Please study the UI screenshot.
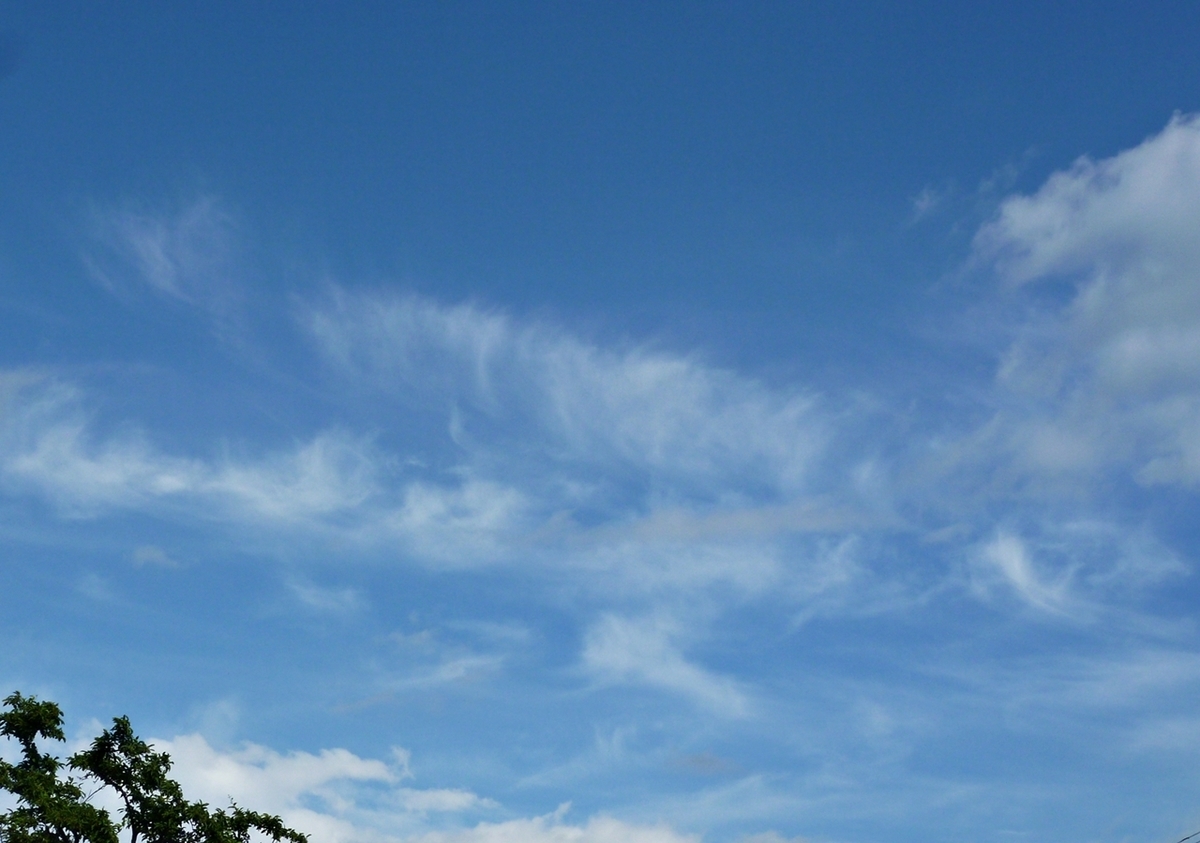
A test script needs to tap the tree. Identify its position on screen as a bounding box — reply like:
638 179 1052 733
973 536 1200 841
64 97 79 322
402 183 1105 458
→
0 692 307 843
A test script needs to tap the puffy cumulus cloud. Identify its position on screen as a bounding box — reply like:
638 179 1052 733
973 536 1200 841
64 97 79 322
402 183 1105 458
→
966 114 1200 489
159 733 396 806
582 614 749 717
975 114 1200 288
153 735 695 843
156 733 498 843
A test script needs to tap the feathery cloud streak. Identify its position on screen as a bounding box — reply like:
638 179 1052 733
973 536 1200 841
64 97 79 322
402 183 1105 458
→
305 290 830 504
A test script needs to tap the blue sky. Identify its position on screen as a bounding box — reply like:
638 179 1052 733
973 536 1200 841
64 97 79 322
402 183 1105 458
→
3 3 1200 842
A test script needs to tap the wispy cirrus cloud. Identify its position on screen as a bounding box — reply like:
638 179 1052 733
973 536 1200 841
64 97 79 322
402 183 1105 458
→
0 372 380 523
883 115 1200 628
11 115 1200 631
8 120 1200 840
305 290 833 504
972 532 1074 614
84 197 245 331
582 614 749 717
295 289 899 600
965 521 1185 618
0 275 889 602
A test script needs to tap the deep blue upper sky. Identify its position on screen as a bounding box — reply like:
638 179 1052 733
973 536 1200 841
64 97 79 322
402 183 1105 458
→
3 4 1200 843
6 3 1199 349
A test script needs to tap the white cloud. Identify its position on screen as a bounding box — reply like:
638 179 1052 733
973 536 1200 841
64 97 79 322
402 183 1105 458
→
132 544 181 568
393 654 507 690
0 283 880 602
294 291 897 597
305 291 829 500
288 579 362 614
0 378 202 511
160 733 395 808
0 373 380 523
975 114 1200 288
910 184 947 221
965 113 1200 488
151 734 397 843
965 523 1184 616
372 624 514 694
582 614 749 717
381 479 531 564
973 532 1072 613
397 789 498 814
409 812 698 843
156 733 504 843
208 433 382 520
8 134 1196 640
154 735 696 843
0 368 814 597
84 196 241 320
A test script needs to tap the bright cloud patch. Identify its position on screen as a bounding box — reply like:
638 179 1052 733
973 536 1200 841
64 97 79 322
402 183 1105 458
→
0 374 379 522
158 733 485 842
968 113 1200 488
583 614 749 717
155 734 693 843
974 532 1072 613
409 814 699 843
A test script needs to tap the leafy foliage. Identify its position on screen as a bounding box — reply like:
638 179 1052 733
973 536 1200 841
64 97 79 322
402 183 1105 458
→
0 693 307 843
